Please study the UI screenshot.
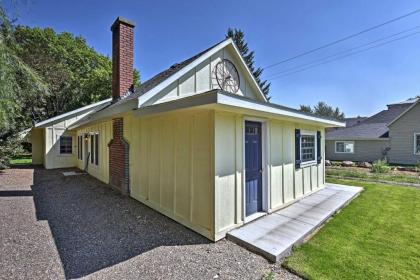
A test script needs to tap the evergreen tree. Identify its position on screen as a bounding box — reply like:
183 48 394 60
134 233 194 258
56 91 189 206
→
299 101 345 121
226 28 270 99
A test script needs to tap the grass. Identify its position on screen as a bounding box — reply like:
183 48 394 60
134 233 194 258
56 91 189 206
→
283 178 420 280
326 167 420 185
9 154 32 165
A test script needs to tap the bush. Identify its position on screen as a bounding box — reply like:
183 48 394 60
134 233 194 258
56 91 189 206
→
371 159 391 174
416 162 420 173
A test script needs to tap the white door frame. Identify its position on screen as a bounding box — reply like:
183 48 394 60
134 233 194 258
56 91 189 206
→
242 116 270 223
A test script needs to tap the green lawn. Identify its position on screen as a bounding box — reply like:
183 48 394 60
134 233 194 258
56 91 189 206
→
9 155 32 165
283 178 420 280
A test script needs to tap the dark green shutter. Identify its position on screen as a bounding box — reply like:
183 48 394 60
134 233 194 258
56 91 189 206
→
317 131 322 164
295 129 301 169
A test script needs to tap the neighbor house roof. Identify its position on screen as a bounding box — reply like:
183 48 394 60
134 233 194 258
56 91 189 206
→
387 98 420 126
345 117 367 127
326 98 417 140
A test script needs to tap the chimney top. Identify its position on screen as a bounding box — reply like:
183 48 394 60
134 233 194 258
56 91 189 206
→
111 17 135 31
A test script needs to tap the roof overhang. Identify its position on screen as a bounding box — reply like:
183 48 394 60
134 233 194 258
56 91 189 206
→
35 98 112 128
67 98 137 130
326 137 389 141
134 91 345 127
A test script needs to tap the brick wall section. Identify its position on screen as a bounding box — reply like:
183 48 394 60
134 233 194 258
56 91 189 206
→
108 118 130 195
111 18 135 100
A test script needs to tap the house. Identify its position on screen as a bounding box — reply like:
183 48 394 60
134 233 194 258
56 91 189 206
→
29 17 343 241
326 98 420 165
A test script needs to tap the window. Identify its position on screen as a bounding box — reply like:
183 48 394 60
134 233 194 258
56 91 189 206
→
335 141 354 154
95 133 99 165
59 136 72 154
301 134 316 163
90 134 94 164
77 135 83 160
89 133 100 166
415 133 420 155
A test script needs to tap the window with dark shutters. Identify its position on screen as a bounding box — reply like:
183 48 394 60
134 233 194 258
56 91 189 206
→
317 131 322 164
295 129 301 169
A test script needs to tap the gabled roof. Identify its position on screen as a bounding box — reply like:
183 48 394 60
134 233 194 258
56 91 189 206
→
326 98 416 140
388 98 420 126
34 98 112 128
136 38 268 106
326 123 389 140
69 38 344 130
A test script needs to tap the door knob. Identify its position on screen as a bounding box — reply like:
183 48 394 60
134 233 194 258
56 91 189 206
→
259 169 263 173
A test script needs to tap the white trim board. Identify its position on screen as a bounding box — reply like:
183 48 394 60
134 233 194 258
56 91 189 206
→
35 98 111 128
135 91 345 127
137 38 267 107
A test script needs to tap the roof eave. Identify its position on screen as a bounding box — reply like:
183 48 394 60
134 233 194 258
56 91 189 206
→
134 91 345 127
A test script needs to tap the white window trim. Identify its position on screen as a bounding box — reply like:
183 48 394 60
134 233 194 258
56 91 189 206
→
300 130 317 168
335 140 355 154
414 133 420 155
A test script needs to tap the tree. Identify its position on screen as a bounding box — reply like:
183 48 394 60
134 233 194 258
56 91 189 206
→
12 26 140 123
299 101 345 121
226 28 270 99
0 5 140 168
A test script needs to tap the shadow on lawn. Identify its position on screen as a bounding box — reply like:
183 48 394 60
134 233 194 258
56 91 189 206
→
30 167 210 279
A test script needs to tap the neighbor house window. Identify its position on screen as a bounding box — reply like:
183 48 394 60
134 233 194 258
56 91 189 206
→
301 133 316 163
415 133 420 155
59 136 72 154
335 141 354 153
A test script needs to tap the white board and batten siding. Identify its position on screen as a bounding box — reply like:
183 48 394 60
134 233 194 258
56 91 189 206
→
43 116 86 169
124 111 216 240
146 45 263 106
75 120 113 184
214 112 325 240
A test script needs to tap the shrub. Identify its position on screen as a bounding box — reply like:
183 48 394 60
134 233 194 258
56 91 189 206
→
371 159 391 174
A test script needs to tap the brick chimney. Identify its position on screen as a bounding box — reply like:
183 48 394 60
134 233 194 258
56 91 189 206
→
111 17 135 101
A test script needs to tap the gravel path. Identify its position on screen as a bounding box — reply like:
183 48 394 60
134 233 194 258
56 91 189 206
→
0 166 300 280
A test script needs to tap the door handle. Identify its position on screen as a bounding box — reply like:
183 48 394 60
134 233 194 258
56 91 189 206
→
259 169 263 174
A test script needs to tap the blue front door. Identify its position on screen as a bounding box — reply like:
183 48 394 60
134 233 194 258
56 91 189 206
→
245 121 263 216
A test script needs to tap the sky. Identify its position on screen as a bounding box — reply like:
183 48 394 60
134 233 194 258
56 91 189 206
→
5 0 420 117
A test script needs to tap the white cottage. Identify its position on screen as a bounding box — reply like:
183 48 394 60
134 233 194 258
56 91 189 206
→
30 17 344 241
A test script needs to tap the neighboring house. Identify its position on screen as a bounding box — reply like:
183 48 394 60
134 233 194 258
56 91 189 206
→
29 17 343 241
326 98 420 164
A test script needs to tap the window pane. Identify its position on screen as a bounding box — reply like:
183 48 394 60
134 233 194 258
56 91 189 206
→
301 135 315 162
336 142 344 153
60 136 72 154
344 143 354 153
95 134 99 165
91 135 94 163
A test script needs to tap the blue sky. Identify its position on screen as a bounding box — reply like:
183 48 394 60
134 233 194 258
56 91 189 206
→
6 0 420 117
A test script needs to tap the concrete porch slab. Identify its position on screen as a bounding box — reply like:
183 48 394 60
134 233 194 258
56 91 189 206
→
227 184 363 262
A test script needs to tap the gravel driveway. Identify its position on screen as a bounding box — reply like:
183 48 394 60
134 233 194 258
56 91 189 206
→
0 166 300 280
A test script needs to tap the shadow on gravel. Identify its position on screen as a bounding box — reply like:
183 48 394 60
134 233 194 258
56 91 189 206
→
31 167 210 279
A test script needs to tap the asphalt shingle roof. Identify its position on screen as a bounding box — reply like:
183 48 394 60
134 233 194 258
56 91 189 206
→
326 101 414 140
